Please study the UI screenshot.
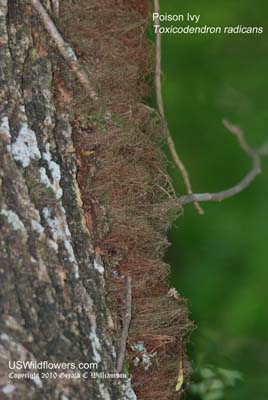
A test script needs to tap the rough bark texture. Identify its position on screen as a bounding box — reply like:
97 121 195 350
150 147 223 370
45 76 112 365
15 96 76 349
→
0 1 126 399
0 1 193 399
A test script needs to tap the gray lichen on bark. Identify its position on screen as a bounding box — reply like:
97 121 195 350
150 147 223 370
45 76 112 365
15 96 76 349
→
0 1 123 398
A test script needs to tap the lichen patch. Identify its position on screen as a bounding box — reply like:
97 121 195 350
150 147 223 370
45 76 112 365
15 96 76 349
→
42 206 80 278
98 382 111 400
89 327 102 363
8 120 41 168
94 258 105 274
1 384 16 394
31 219 45 236
123 378 137 400
0 115 11 143
1 208 27 235
41 142 63 199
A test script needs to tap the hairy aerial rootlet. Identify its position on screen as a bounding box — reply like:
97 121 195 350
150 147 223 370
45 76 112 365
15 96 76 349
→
57 1 193 398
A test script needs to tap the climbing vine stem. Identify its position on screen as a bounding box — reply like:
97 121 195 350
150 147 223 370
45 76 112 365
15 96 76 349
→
30 0 98 100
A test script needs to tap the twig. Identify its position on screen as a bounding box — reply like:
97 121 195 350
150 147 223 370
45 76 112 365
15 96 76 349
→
177 120 268 208
30 0 98 100
153 0 204 215
153 1 268 213
116 276 132 373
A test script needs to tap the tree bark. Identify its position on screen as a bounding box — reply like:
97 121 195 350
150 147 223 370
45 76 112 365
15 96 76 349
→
0 1 193 399
0 1 126 398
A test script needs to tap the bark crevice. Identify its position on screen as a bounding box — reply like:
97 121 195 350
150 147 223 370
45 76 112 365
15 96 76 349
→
0 1 120 399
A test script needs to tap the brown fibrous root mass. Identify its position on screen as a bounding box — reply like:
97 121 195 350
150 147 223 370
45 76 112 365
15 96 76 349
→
57 0 193 398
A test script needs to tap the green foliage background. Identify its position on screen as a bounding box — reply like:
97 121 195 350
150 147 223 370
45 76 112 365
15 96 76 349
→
153 1 268 399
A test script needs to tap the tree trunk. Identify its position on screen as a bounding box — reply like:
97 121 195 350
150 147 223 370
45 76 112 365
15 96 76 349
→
0 1 192 399
0 1 124 398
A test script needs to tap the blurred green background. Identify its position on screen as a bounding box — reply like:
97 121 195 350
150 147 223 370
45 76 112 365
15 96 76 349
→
153 1 268 399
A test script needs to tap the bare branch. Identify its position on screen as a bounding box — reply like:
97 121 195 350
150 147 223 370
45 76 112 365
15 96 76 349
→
178 120 268 208
152 1 267 212
222 119 253 156
116 276 132 373
153 0 204 215
30 0 98 100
